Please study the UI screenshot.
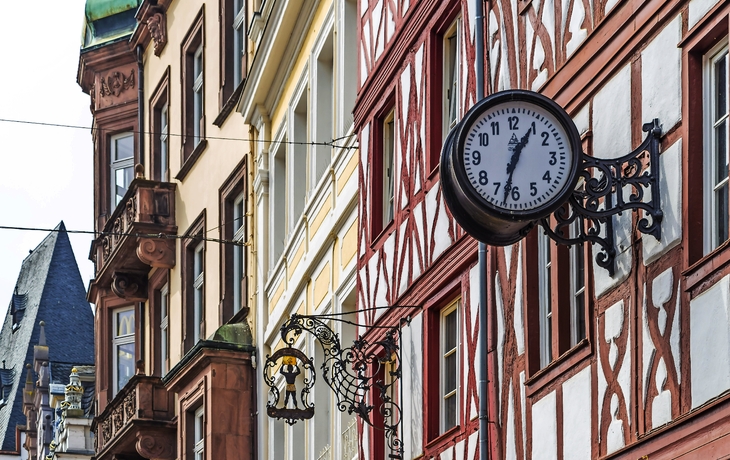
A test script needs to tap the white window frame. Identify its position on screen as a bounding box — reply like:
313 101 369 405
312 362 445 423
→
569 221 586 347
289 78 309 230
194 405 205 460
538 230 552 368
193 241 204 343
704 39 730 255
160 105 169 182
271 134 288 268
440 300 459 433
312 25 334 194
160 283 169 376
233 0 246 88
336 0 358 136
443 18 461 136
382 109 396 228
110 131 135 209
233 192 246 315
112 306 135 395
193 44 204 144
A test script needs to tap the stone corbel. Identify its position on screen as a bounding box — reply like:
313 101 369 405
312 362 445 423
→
111 272 148 301
136 432 175 460
146 8 167 56
136 237 175 268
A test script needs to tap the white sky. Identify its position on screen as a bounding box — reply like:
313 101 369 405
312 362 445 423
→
0 1 95 305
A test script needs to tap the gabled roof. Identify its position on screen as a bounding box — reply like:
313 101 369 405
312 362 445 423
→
0 223 94 451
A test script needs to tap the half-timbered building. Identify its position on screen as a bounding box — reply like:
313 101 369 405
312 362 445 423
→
355 0 730 458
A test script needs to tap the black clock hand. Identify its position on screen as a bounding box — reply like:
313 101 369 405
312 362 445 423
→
503 128 533 203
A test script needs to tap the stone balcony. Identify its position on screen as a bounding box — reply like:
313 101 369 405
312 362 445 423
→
88 178 177 302
93 375 175 460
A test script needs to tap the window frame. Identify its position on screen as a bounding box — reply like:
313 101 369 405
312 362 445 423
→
371 102 397 241
149 268 170 378
112 305 136 396
220 158 248 323
178 8 207 181
193 405 204 460
182 211 206 353
110 131 135 210
150 67 171 182
215 0 247 125
440 299 459 433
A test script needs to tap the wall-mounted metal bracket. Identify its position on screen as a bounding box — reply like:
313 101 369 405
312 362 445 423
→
540 119 663 276
263 314 404 459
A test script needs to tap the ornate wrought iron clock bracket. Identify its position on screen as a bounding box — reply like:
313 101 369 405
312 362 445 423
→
264 313 405 459
539 119 663 275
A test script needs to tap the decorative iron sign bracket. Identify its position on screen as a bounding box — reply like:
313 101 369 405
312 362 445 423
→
264 314 404 459
539 119 663 276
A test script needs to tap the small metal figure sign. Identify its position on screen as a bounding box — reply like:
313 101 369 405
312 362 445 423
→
264 347 315 424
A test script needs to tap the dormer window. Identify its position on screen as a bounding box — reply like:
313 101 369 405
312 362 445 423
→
10 289 27 331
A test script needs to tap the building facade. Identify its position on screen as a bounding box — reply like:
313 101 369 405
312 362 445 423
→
237 0 360 459
355 0 730 459
77 0 257 459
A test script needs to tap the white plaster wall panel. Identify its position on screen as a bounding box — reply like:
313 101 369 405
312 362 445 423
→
504 245 513 274
441 447 454 460
495 273 506 418
642 287 657 405
498 11 511 91
618 302 632 425
401 314 424 459
468 431 478 460
643 140 682 264
592 65 633 296
514 247 525 355
520 371 527 457
652 357 672 428
361 21 370 84
653 268 673 334
671 284 681 380
398 219 410 297
562 366 592 460
433 194 454 260
385 1 395 43
412 202 425 281
605 0 620 15
414 45 425 194
531 391 558 460
378 232 395 312
531 34 549 91
573 104 590 136
470 264 480 419
597 357 607 441
642 15 682 133
690 274 730 408
689 0 720 28
360 124 370 258
373 0 384 60
605 300 624 371
400 64 411 211
565 0 588 57
505 383 517 460
456 439 466 460
489 11 501 89
606 394 625 453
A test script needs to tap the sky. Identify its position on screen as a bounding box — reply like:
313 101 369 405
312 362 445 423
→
0 1 95 306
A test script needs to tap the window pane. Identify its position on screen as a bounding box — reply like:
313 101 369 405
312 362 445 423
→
444 394 456 431
716 54 727 122
444 353 456 393
115 134 134 160
444 309 457 351
116 309 135 336
117 342 135 390
717 183 729 244
715 121 728 185
115 165 134 204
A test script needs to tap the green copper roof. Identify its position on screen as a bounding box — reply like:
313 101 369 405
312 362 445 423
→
85 0 139 22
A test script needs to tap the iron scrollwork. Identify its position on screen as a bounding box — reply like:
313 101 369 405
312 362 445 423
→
264 314 404 459
540 119 663 275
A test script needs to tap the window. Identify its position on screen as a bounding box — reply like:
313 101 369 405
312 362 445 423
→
290 87 308 230
111 132 134 208
704 40 730 255
272 140 287 264
179 9 206 179
313 30 334 192
220 160 247 322
440 300 458 432
113 306 135 395
443 19 460 136
382 110 396 230
160 283 169 376
232 0 246 88
193 406 204 460
183 213 206 352
150 70 170 182
217 0 247 123
527 225 588 374
337 0 357 134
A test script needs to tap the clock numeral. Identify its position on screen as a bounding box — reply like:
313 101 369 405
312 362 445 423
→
549 151 557 165
541 131 550 146
493 182 501 195
478 133 489 146
508 116 520 130
531 121 537 135
479 170 488 185
491 121 500 136
543 170 552 182
472 150 482 165
530 182 537 196
511 186 520 201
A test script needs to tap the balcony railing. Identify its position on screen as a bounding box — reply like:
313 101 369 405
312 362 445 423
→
89 178 177 301
93 375 175 460
342 418 357 460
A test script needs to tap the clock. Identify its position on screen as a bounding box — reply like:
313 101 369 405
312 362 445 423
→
441 90 582 246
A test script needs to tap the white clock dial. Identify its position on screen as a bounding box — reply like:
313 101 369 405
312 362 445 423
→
461 100 573 212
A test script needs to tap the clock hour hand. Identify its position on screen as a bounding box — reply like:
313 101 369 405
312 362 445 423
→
503 127 533 203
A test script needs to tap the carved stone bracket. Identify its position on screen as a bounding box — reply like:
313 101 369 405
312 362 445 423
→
136 432 175 460
146 9 167 56
100 69 135 97
111 272 148 301
136 238 175 268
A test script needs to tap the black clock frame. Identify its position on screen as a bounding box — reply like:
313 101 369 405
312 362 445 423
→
442 90 583 246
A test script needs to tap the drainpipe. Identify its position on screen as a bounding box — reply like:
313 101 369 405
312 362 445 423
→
137 45 145 169
475 1 490 460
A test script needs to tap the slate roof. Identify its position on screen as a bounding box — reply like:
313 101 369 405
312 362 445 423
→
0 222 94 451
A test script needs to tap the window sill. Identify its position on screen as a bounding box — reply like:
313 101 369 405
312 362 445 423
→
682 239 730 294
370 214 402 251
524 338 592 397
175 139 208 181
213 80 245 127
424 424 461 450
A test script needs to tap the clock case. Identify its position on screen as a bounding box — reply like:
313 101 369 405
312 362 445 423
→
441 90 582 246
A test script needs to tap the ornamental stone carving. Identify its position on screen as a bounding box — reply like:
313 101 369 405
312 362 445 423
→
147 11 167 56
111 272 148 301
136 433 175 460
136 238 175 268
100 69 135 97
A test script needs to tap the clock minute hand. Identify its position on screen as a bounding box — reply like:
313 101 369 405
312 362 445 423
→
503 128 533 203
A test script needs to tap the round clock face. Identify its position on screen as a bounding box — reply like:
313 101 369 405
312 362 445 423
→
461 100 574 213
